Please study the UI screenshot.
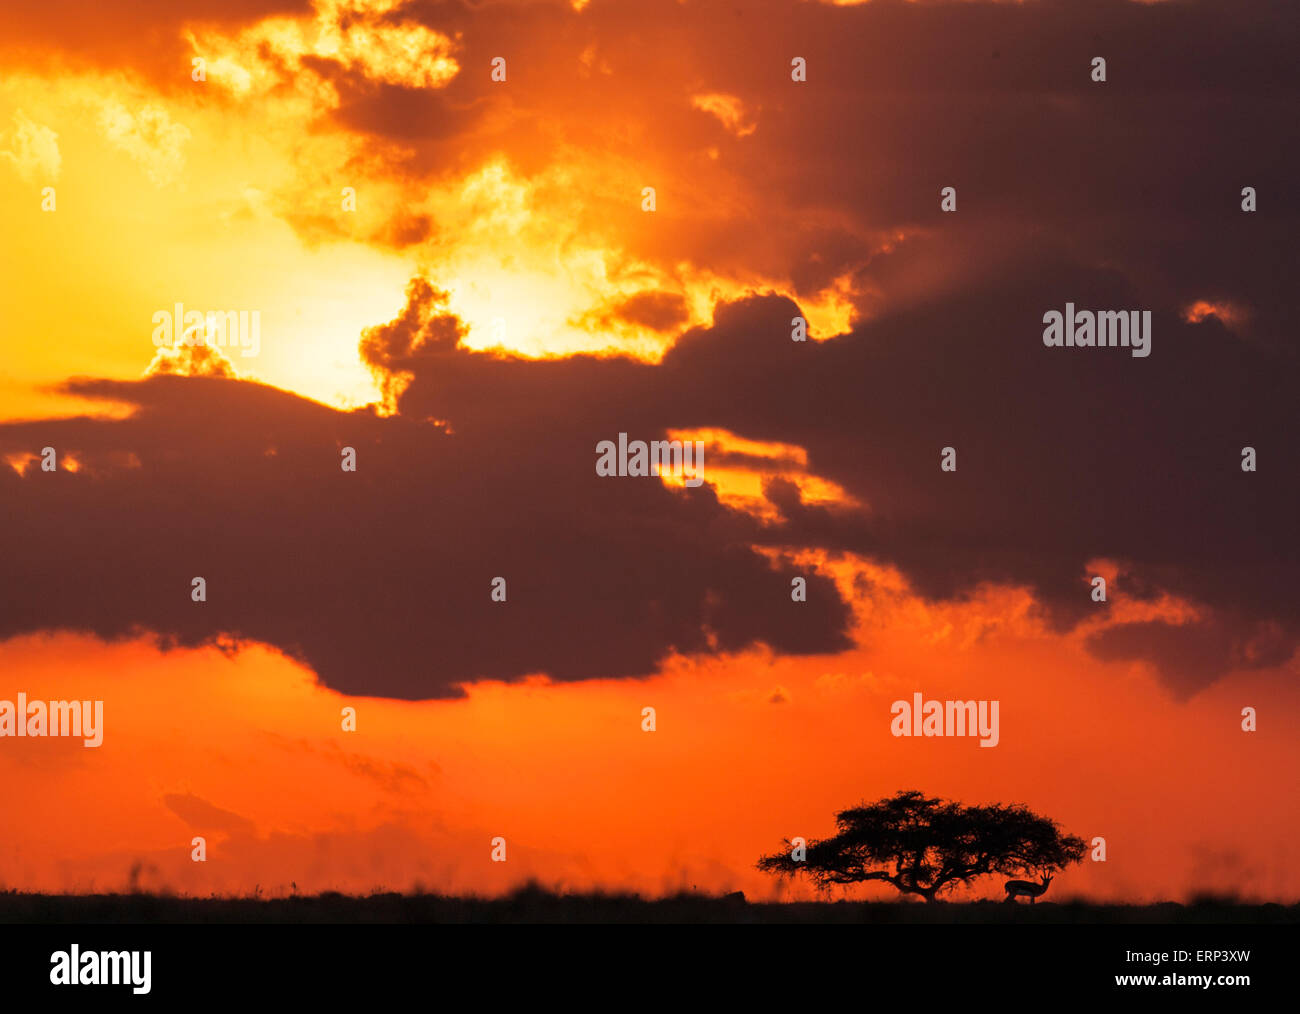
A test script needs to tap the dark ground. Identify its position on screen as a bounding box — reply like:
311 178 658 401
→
2 887 1295 923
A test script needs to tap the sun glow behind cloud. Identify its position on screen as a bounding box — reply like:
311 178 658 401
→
0 49 862 420
401 158 859 362
661 427 860 520
191 0 459 100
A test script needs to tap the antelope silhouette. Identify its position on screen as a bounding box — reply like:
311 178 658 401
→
1004 873 1053 903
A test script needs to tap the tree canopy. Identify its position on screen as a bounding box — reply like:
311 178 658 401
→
757 789 1087 901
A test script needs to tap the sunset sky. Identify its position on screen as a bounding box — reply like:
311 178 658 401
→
1 0 1297 902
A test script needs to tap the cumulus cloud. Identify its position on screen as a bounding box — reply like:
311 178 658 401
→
190 0 459 99
145 339 241 379
691 93 757 138
3 243 1296 701
0 360 852 699
98 100 191 186
0 110 61 182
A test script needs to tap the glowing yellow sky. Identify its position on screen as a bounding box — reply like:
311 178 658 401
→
0 70 414 417
0 0 863 422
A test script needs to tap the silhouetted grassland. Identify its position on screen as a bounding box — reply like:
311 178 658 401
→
1 886 1295 924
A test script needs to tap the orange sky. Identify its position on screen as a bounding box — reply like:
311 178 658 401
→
1 0 1297 901
2 563 1295 901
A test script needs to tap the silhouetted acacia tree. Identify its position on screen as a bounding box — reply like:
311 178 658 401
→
758 790 1087 901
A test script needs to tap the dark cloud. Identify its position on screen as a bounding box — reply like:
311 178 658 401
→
359 254 1298 697
0 364 852 700
325 0 1300 333
1087 618 1293 697
609 292 690 333
163 792 256 837
3 234 1295 699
